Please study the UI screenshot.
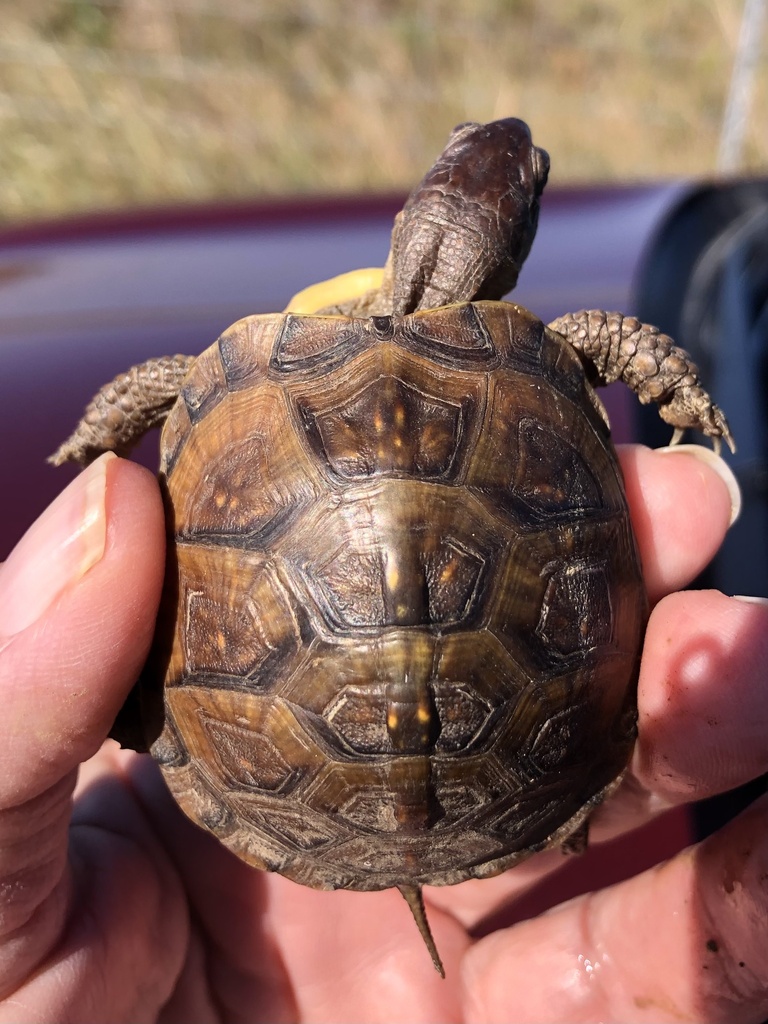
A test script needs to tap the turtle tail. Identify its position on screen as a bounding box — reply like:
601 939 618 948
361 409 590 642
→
398 885 445 978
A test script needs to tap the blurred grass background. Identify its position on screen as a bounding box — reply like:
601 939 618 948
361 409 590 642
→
1 0 766 222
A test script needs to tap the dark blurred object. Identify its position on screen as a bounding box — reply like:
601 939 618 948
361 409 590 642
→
635 180 768 840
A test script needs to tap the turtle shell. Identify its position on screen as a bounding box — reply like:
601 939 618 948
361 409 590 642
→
146 299 646 891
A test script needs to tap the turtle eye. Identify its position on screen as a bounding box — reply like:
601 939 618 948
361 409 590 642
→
533 146 550 193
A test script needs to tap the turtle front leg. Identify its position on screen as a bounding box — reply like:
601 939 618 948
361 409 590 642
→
50 354 195 467
549 310 735 454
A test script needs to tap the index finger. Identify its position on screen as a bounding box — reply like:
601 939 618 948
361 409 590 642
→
618 444 739 603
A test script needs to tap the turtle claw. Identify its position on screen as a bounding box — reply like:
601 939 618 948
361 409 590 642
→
666 408 735 456
698 403 736 456
713 406 737 455
667 423 735 458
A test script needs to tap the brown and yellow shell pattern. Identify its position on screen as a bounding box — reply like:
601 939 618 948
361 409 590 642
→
147 298 645 891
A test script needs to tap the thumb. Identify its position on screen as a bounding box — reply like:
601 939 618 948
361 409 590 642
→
0 454 165 799
0 454 164 993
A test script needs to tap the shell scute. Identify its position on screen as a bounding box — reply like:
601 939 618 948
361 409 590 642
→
288 342 485 484
277 480 502 634
398 302 498 365
181 342 228 425
487 515 641 677
298 371 467 481
466 370 625 526
270 313 373 375
168 384 323 544
172 545 307 686
164 687 329 798
469 301 546 370
217 314 280 392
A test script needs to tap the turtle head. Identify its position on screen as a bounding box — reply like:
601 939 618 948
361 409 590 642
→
393 118 550 313
445 117 550 207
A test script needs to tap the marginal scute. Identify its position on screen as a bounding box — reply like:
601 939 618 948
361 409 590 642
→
181 343 228 424
158 759 236 834
476 302 545 370
159 398 193 476
255 805 340 852
400 302 497 364
218 314 280 391
271 313 372 374
541 325 605 409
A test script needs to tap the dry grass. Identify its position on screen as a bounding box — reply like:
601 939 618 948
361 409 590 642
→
1 0 766 221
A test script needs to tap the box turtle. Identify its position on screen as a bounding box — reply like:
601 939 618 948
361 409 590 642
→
53 118 733 976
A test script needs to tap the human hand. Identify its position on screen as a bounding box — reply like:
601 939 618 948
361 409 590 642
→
1 447 766 1023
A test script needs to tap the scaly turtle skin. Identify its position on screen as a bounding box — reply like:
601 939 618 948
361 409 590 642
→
52 118 733 976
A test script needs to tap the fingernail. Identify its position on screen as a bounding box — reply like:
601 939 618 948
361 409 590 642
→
656 444 742 526
0 453 114 638
732 595 768 606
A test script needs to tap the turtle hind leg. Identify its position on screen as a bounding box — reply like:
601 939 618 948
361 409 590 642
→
548 310 735 454
50 354 195 467
398 885 445 978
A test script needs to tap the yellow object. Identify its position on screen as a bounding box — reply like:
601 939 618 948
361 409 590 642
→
284 267 384 314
